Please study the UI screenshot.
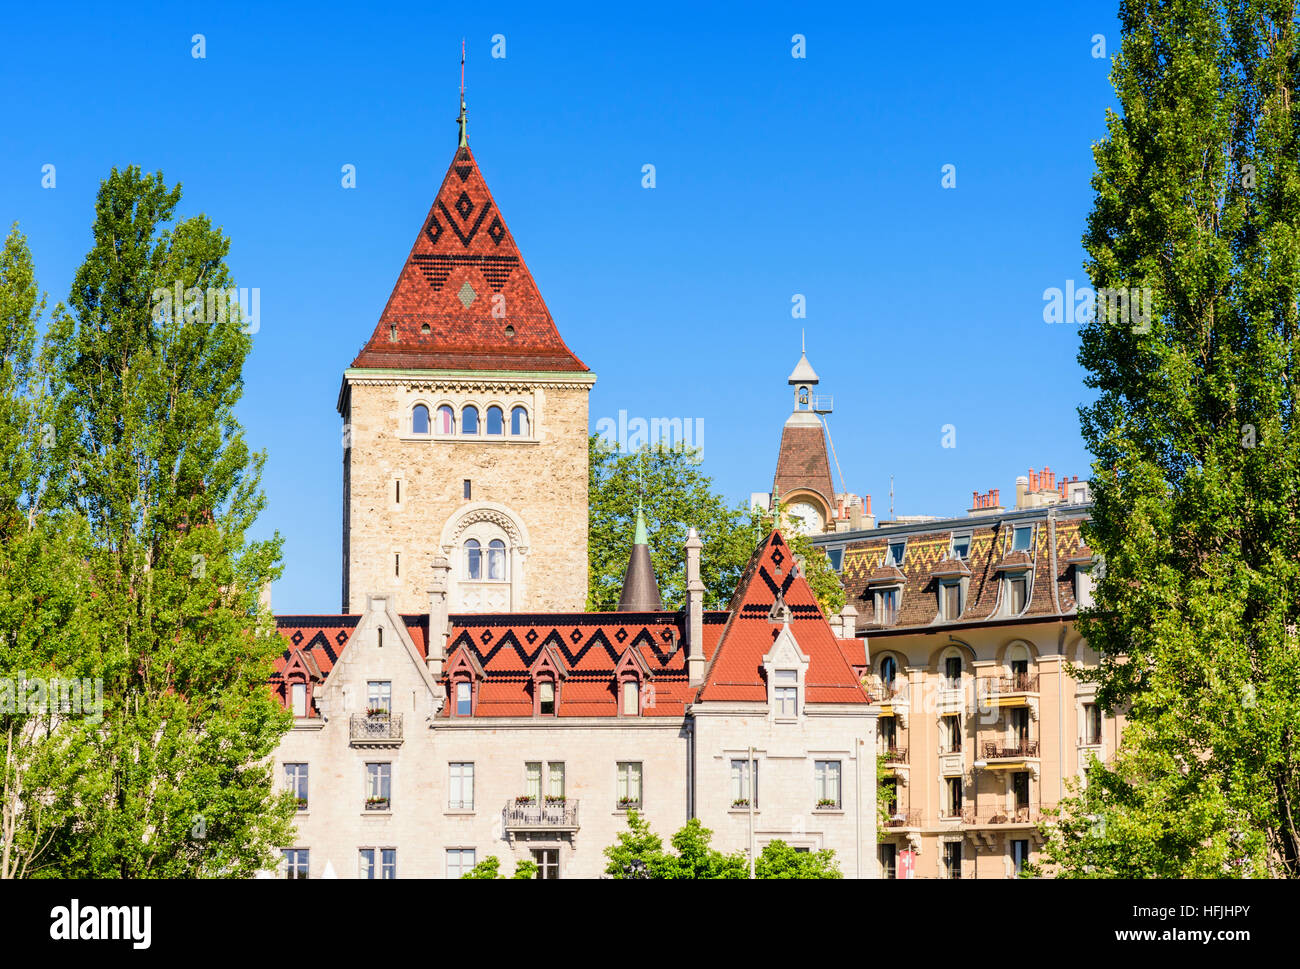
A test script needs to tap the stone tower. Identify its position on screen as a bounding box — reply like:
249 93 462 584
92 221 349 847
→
339 100 594 614
770 345 836 535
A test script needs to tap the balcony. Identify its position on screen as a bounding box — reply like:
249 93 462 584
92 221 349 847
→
350 713 404 748
882 745 909 764
502 798 580 844
977 673 1040 708
883 810 920 829
980 740 1040 765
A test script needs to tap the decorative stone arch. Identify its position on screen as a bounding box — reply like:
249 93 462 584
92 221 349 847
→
1064 633 1097 666
926 638 976 674
441 502 531 612
995 637 1041 668
780 486 833 528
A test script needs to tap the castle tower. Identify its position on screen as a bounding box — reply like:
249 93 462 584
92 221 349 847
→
339 96 594 614
770 343 836 535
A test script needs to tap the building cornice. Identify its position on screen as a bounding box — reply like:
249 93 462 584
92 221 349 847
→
338 369 596 414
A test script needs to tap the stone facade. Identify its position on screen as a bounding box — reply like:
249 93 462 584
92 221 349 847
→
340 373 592 614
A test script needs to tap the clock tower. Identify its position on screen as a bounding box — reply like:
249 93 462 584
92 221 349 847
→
768 343 837 535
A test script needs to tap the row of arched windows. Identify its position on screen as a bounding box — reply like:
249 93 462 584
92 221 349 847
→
412 404 529 437
465 538 507 581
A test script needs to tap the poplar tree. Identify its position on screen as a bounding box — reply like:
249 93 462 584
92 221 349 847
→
40 169 294 876
1047 1 1300 877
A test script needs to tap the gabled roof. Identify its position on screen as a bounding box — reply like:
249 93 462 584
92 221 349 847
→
351 144 588 373
698 531 868 705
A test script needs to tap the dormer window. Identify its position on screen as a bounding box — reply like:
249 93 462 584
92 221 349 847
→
939 581 963 620
950 534 971 559
1012 526 1032 552
445 646 486 717
1008 574 1029 613
290 682 307 718
876 587 899 624
622 680 639 716
538 681 556 715
455 681 472 717
888 541 906 566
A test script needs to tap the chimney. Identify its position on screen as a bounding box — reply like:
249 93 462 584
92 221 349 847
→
684 528 706 685
1015 475 1029 509
839 603 858 639
426 554 451 678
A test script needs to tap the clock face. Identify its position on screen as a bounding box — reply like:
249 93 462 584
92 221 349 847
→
787 501 824 536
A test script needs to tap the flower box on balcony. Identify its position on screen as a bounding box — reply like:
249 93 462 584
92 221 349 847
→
515 795 536 805
365 708 389 718
545 795 567 805
731 798 750 808
617 797 640 810
815 799 839 810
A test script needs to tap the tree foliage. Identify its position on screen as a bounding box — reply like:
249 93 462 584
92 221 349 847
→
1051 1 1300 878
461 855 539 879
588 439 846 616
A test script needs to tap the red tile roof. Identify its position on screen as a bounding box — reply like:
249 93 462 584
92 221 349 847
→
351 145 588 373
698 531 869 705
772 422 834 506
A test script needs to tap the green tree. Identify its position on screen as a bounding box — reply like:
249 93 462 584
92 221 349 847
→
603 809 665 877
0 225 99 878
588 438 846 616
461 855 540 879
754 839 842 879
512 858 539 879
1050 2 1300 877
588 438 757 610
36 168 294 876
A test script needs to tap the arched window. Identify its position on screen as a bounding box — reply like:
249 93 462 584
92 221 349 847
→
511 406 529 436
943 651 963 690
487 539 506 580
462 405 480 435
436 405 454 434
486 405 504 435
465 539 482 580
880 655 897 690
412 404 430 435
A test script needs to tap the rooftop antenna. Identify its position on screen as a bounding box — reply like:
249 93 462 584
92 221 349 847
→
457 39 468 147
889 475 895 521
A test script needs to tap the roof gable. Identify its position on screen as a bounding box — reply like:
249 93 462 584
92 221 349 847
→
351 145 587 373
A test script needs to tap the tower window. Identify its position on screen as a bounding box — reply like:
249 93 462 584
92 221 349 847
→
394 553 400 577
465 539 482 580
462 405 480 434
463 479 471 500
486 405 504 435
412 404 430 435
436 405 454 434
487 539 506 580
511 405 529 436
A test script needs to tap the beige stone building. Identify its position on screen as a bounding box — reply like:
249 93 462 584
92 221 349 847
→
269 108 878 879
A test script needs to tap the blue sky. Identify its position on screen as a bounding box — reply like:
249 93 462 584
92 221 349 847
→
1 1 1120 614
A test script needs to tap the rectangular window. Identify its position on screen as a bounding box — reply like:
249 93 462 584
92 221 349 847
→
395 479 401 504
622 680 639 716
944 841 962 879
547 762 565 799
827 547 844 571
1009 576 1028 613
367 681 392 715
394 552 400 577
1083 703 1102 745
525 762 542 801
463 479 472 500
617 762 643 808
888 541 906 565
381 848 396 879
286 763 308 810
366 762 391 808
359 848 374 879
940 715 961 753
879 717 897 751
1011 839 1030 876
942 582 961 619
290 683 307 718
449 762 474 810
532 848 559 880
455 680 472 717
446 848 476 879
814 760 841 808
1013 771 1030 811
944 777 963 817
880 843 898 879
1010 707 1030 747
877 588 898 625
944 656 962 690
951 535 971 560
774 669 798 716
730 757 758 807
1012 525 1032 551
283 848 309 879
538 681 555 715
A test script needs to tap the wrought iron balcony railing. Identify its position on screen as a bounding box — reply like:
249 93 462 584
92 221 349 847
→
978 673 1040 696
350 713 404 746
981 740 1040 760
883 810 920 829
882 746 909 763
502 798 580 831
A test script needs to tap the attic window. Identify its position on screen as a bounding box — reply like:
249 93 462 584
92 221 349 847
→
1008 574 1029 613
875 588 899 625
538 681 556 716
826 547 844 571
951 535 971 560
389 324 397 342
505 325 516 337
1012 526 1032 552
421 322 431 334
888 541 906 566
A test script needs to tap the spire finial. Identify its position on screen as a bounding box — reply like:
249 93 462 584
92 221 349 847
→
802 328 805 354
457 39 468 148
